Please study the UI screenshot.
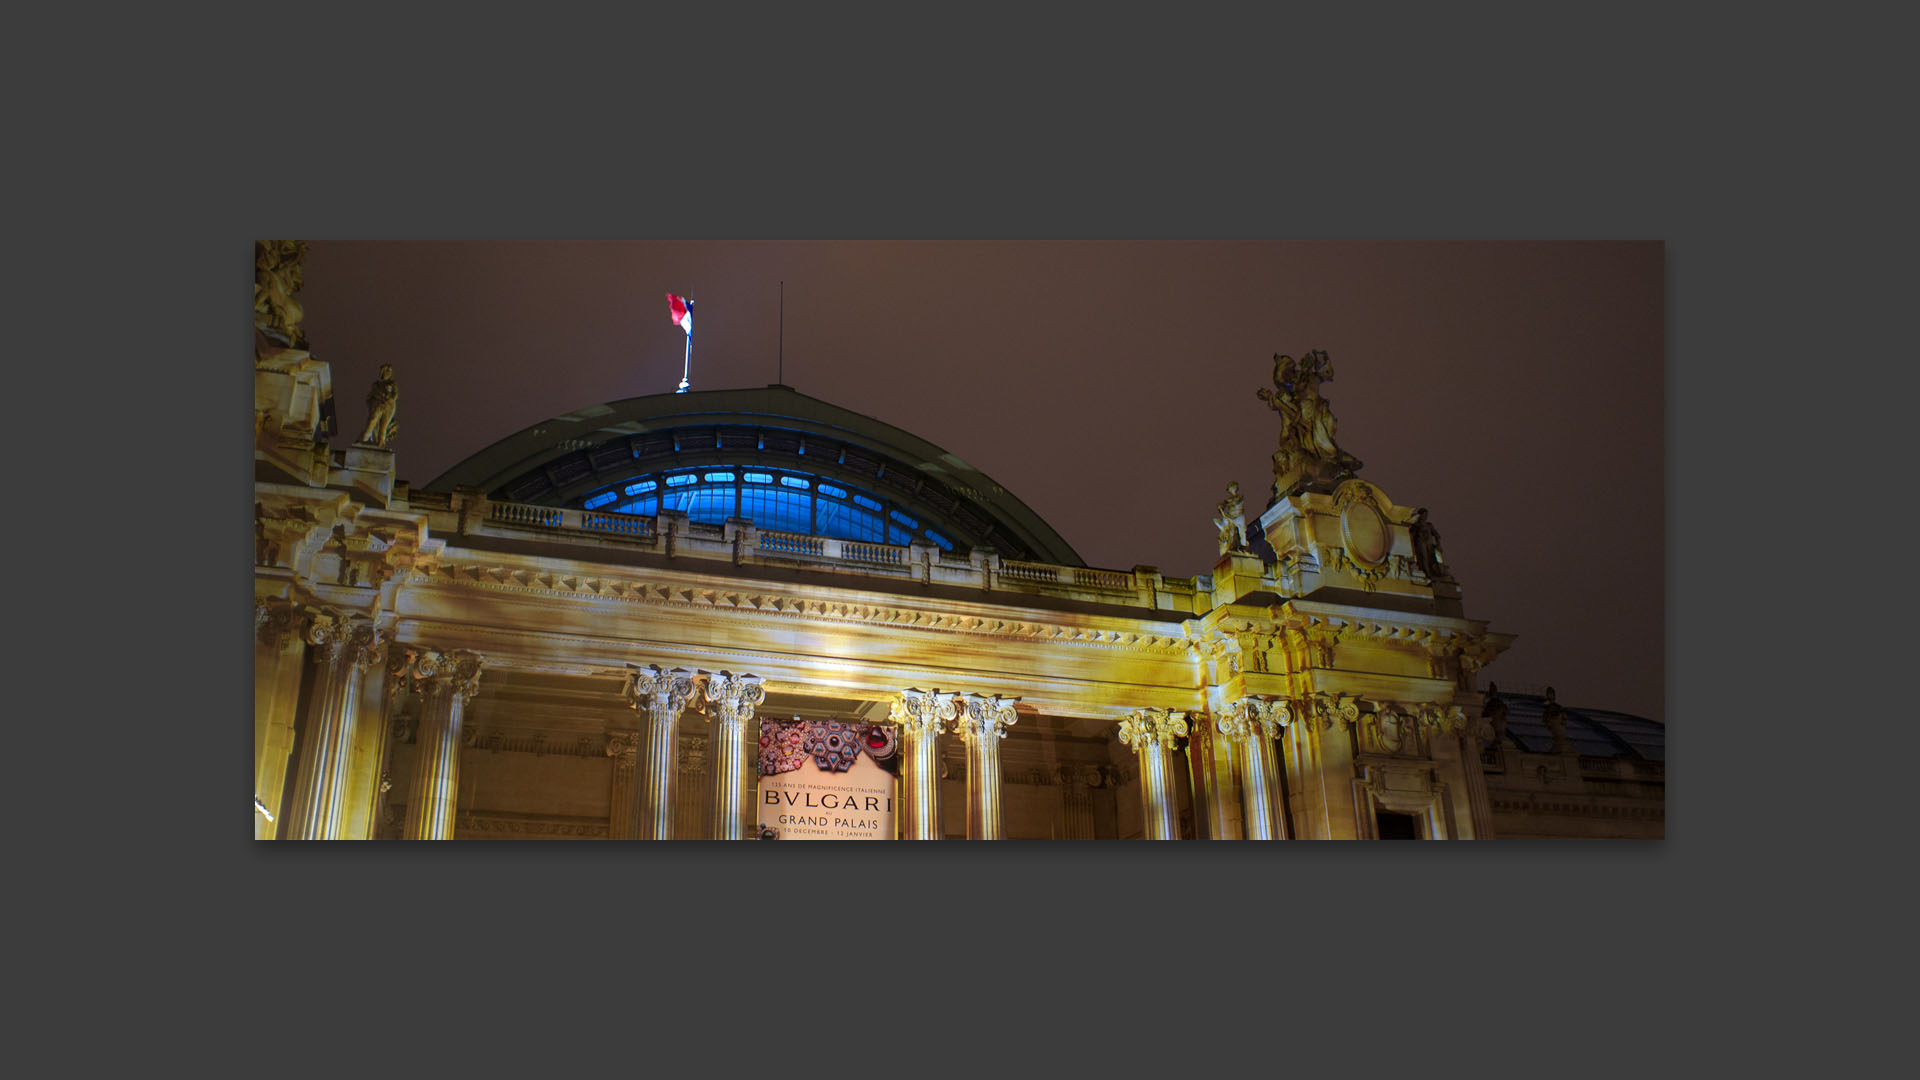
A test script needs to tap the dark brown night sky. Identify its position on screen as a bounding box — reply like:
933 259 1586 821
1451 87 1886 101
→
296 241 1664 723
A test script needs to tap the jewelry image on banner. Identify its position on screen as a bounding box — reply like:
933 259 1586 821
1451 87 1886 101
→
756 719 899 840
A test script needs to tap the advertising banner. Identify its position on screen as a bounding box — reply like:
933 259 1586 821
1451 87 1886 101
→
756 719 898 840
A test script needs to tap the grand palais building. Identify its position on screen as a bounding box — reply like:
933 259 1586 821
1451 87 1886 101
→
252 242 1665 841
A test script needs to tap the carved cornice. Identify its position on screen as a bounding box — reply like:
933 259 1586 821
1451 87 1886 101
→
889 688 959 737
953 693 1018 742
404 562 1190 654
1117 708 1188 751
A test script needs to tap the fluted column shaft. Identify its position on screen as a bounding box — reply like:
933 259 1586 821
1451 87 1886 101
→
626 665 700 840
704 671 766 840
891 689 957 840
1119 709 1189 840
402 650 483 840
286 613 382 840
955 694 1017 840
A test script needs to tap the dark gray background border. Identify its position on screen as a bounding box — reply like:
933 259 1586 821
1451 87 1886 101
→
35 8 1843 1075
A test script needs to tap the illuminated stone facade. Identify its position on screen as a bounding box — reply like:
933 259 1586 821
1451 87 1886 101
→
252 251 1662 841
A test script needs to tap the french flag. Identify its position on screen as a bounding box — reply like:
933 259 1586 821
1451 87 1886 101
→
667 293 694 335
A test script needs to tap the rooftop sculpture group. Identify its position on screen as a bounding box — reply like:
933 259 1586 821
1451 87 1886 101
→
1258 350 1364 496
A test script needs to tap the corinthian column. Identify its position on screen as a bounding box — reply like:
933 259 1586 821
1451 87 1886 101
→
954 693 1018 840
890 689 958 840
624 664 702 840
402 649 484 840
1218 698 1291 840
1118 708 1189 840
703 671 766 840
285 612 383 840
605 732 639 840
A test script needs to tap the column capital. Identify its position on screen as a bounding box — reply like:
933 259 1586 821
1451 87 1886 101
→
254 597 309 652
1310 692 1361 731
624 663 701 717
605 730 639 768
701 670 766 723
889 688 960 737
1219 696 1294 739
305 610 385 670
1118 708 1188 751
412 648 485 703
953 693 1018 742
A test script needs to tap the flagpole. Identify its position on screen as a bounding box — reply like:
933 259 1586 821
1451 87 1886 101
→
678 298 692 393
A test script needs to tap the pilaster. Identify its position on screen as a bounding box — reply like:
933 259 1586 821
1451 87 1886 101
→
605 731 639 840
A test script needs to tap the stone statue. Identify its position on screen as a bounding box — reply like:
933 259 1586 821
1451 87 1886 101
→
1409 507 1452 581
1257 350 1364 496
1481 682 1509 749
254 240 309 349
1541 686 1570 753
1213 481 1249 554
358 364 398 447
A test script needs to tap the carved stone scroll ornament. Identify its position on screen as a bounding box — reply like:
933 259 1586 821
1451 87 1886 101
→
889 688 960 737
605 731 640 768
1310 693 1361 733
623 664 702 719
1215 697 1287 741
954 693 1018 742
305 611 385 671
701 670 767 725
1117 708 1189 751
412 649 485 704
254 598 308 652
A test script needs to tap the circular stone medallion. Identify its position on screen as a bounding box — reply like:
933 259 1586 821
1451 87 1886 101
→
1341 501 1390 566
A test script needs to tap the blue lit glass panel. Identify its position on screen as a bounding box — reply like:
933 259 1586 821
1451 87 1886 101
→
889 509 918 529
625 480 657 495
816 499 884 542
739 486 812 534
615 495 659 516
888 525 913 545
779 476 809 490
924 529 953 551
852 493 882 512
584 491 616 510
705 471 736 483
743 472 774 484
671 484 735 524
817 482 847 499
666 474 696 487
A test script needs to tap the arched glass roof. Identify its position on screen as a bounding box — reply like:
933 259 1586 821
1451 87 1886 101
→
1493 693 1664 760
426 385 1083 565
